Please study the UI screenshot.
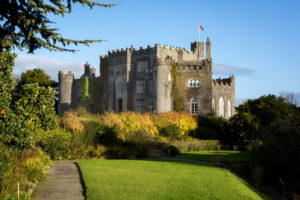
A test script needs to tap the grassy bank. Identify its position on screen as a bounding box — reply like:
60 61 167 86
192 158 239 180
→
78 159 269 200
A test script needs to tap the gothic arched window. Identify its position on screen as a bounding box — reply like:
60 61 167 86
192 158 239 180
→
219 97 224 117
228 100 231 117
212 99 216 113
190 98 198 115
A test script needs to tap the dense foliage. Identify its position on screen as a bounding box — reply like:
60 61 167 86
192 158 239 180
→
0 51 32 149
20 68 52 87
14 83 57 130
170 63 185 111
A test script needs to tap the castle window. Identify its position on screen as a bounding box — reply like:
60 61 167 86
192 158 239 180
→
136 80 145 94
212 99 216 112
219 97 225 117
190 98 198 115
188 80 200 87
228 100 232 117
137 100 145 113
137 60 148 72
168 98 172 111
194 65 197 70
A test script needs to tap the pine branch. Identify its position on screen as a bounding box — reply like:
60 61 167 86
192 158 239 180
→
0 0 116 53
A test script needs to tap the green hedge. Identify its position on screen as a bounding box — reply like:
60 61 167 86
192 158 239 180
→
171 140 221 152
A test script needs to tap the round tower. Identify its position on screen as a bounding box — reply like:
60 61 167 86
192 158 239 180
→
58 71 74 114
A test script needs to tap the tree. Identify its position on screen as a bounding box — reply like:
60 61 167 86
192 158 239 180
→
229 95 292 145
0 0 116 53
21 68 51 87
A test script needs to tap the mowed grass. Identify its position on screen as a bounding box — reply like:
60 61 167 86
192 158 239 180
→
173 150 250 162
78 160 269 200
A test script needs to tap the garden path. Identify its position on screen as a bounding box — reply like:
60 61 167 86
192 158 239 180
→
31 160 85 200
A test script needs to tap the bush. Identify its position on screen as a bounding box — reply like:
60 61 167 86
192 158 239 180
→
171 140 221 152
102 112 158 141
167 145 180 156
14 83 57 130
58 110 84 133
34 128 72 160
152 112 197 137
0 143 51 199
160 124 181 141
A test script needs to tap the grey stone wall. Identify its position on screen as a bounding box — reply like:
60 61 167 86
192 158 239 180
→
59 38 236 118
212 76 235 118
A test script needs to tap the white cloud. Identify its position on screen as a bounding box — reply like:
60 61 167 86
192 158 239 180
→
14 54 86 81
213 63 254 76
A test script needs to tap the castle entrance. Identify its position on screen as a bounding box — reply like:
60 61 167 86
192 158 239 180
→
118 98 123 113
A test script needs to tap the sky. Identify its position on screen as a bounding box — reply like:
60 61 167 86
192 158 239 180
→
13 0 300 105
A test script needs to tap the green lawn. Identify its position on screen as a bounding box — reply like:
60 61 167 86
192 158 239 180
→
173 150 250 162
78 159 269 200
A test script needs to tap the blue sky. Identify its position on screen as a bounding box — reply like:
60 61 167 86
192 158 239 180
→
13 0 300 104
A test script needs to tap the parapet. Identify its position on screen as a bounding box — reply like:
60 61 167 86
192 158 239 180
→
58 71 74 80
212 75 235 88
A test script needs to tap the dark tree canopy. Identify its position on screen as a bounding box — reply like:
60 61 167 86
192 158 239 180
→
21 68 51 87
0 0 116 53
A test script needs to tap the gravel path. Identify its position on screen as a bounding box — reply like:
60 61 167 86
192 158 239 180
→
31 160 85 200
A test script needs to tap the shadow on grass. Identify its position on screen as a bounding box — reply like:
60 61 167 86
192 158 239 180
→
75 162 87 200
173 150 251 162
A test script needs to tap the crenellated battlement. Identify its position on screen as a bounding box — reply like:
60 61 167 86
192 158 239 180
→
58 71 74 80
212 76 235 88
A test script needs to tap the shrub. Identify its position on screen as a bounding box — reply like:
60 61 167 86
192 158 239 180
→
102 112 158 141
14 83 57 130
171 140 221 152
152 112 197 137
167 145 180 156
0 143 51 199
34 128 72 160
58 110 84 133
0 107 32 150
160 124 181 141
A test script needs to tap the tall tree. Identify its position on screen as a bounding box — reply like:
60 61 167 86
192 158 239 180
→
0 0 116 53
21 68 51 87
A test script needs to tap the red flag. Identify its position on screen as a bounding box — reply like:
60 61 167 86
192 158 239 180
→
199 25 204 31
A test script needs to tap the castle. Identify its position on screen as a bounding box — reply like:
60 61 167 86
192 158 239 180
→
58 38 235 118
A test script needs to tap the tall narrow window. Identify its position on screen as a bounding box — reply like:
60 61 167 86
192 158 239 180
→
212 99 216 113
136 80 145 94
228 100 231 117
190 98 198 115
137 61 148 72
168 98 172 111
219 97 224 117
137 100 145 113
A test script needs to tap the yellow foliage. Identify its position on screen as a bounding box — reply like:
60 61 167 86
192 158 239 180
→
102 112 158 140
152 112 197 135
58 110 84 132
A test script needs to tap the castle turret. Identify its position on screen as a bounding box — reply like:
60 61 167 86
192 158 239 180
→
58 71 74 114
82 62 96 78
191 41 204 61
206 37 211 59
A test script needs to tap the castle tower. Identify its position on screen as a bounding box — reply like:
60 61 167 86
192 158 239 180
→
206 37 211 59
191 42 204 61
58 71 74 114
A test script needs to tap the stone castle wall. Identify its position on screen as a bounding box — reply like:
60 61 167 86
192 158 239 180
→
59 38 235 117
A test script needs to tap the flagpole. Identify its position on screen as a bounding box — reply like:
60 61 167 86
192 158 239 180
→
198 26 200 42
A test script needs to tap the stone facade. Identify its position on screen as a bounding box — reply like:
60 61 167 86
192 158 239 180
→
58 38 235 118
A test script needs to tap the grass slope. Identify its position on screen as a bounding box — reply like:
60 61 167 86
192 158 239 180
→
78 159 269 200
173 150 250 162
